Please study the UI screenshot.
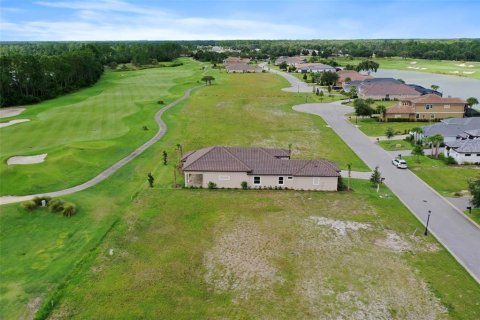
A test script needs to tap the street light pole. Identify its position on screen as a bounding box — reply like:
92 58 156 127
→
424 210 431 236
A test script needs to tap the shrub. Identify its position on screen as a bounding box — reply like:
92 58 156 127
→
62 203 77 217
157 100 164 104
443 156 457 165
207 181 217 189
241 181 248 190
22 200 38 211
48 199 65 213
32 196 51 206
337 177 346 191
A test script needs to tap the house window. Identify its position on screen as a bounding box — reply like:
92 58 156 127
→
425 104 433 110
254 176 261 185
218 175 230 181
465 154 471 157
313 177 320 185
477 154 480 156
278 177 284 185
415 114 420 119
287 176 293 180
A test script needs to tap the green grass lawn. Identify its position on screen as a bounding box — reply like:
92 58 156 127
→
404 155 480 196
466 208 480 225
47 181 480 319
333 57 480 80
379 139 413 151
350 117 419 136
0 58 206 196
1 62 479 319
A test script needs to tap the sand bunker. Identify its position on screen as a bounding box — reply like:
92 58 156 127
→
0 107 25 118
410 61 417 64
7 154 47 165
0 119 30 128
456 63 466 67
309 216 370 236
463 71 475 74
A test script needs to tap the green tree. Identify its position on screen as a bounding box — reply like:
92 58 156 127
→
303 73 308 81
279 61 288 70
468 176 480 207
428 134 443 158
431 84 440 91
162 151 168 165
467 97 478 107
201 75 215 85
370 166 382 191
356 60 379 73
412 144 424 163
385 127 395 139
320 71 339 86
376 105 386 121
348 86 357 99
354 99 374 117
410 127 423 142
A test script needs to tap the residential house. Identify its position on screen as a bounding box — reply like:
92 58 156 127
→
444 140 480 164
296 63 336 73
385 94 466 122
182 146 340 191
274 56 306 67
358 81 421 100
225 63 260 73
335 70 373 88
422 118 480 143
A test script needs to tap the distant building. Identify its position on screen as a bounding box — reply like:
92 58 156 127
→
296 63 336 73
358 81 421 100
182 146 340 191
422 118 480 142
385 94 466 122
274 56 305 67
223 57 259 73
336 70 373 87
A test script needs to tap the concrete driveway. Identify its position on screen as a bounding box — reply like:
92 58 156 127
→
294 101 480 283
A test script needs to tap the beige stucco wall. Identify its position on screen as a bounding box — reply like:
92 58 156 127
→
185 171 338 191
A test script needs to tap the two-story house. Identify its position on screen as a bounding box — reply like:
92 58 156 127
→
384 94 466 122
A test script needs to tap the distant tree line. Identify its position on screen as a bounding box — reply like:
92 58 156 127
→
0 42 185 107
185 39 480 61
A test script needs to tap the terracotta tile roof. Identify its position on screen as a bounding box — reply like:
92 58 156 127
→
182 146 340 177
385 104 415 114
408 94 466 104
225 62 257 71
337 70 373 82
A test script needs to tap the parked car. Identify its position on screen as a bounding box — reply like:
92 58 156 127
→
392 159 408 169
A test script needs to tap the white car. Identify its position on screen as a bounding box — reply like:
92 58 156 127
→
392 159 408 169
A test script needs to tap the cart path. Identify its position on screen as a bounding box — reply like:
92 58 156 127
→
0 86 198 205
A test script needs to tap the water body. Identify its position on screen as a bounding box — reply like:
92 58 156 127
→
371 69 480 100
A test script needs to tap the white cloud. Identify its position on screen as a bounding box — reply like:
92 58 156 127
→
0 0 315 40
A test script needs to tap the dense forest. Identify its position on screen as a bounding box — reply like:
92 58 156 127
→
0 42 184 107
1 39 478 107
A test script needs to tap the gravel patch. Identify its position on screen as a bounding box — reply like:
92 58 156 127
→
0 119 30 128
375 231 411 252
7 154 47 165
0 107 25 118
309 216 370 236
204 219 283 300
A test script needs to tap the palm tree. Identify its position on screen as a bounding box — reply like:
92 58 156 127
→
410 127 423 143
428 134 443 158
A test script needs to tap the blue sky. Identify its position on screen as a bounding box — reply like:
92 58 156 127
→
1 0 479 41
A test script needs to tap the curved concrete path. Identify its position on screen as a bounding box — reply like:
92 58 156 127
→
0 87 198 205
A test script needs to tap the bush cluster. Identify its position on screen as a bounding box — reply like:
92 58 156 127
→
21 197 77 217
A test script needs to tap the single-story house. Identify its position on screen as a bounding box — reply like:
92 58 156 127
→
182 146 340 191
385 94 466 122
444 140 480 164
223 57 250 64
274 56 306 67
296 63 336 73
422 118 480 143
335 70 373 88
358 82 421 100
225 62 260 73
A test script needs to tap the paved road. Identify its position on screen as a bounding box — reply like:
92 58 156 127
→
294 101 480 283
267 67 312 93
269 67 480 282
0 86 198 205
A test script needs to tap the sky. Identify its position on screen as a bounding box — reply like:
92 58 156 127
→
0 0 479 41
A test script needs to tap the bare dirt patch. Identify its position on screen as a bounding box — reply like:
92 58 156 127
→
0 119 30 128
375 231 411 252
0 107 25 118
7 154 47 165
204 219 283 300
21 297 42 320
309 216 370 236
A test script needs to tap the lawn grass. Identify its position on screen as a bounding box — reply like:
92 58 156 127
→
0 58 206 196
48 180 480 319
378 139 413 151
350 117 419 136
404 155 480 196
466 208 480 225
1 61 479 319
333 57 480 80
